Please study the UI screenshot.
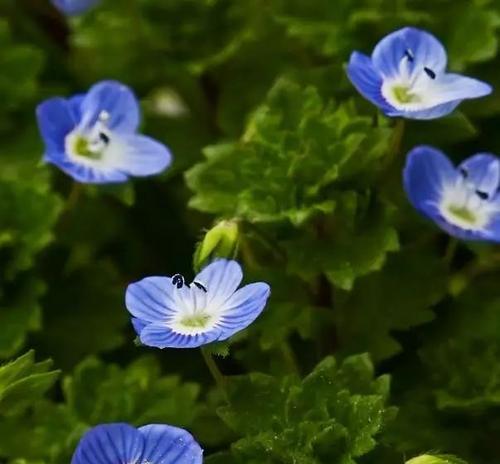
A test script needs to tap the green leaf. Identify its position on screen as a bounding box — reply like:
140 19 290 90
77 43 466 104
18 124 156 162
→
63 355 200 426
187 78 394 226
0 21 43 133
284 193 399 290
446 4 500 70
217 354 395 463
333 246 447 361
0 351 59 416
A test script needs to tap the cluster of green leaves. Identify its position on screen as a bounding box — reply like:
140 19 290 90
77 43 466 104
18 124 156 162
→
1 0 500 462
209 354 395 464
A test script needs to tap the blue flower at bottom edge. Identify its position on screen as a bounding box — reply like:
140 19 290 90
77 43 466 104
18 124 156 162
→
347 27 492 120
36 80 172 184
51 0 100 15
126 259 271 349
71 423 203 464
404 145 500 241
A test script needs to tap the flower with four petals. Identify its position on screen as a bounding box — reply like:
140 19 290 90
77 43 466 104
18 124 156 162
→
51 0 101 15
37 80 172 183
404 145 500 241
126 259 271 349
71 423 203 464
347 27 492 119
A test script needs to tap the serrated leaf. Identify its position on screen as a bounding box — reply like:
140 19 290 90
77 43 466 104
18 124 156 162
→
218 354 394 463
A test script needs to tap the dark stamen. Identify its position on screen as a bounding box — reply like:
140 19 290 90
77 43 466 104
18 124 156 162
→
99 132 110 144
424 67 436 79
404 49 414 62
172 274 186 289
193 281 207 293
459 167 468 178
476 190 489 200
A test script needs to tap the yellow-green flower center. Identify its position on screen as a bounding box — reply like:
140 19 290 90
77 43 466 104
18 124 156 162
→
392 85 421 104
72 135 102 159
447 205 477 225
181 313 211 328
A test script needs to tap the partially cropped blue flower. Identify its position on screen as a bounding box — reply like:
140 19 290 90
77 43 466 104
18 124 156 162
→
404 145 500 241
126 259 271 349
347 27 492 120
51 0 100 15
36 80 171 184
71 423 203 464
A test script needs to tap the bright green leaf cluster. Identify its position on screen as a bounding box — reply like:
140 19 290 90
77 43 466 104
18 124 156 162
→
212 354 395 463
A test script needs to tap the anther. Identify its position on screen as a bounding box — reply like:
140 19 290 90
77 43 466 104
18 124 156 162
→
424 67 436 79
99 132 110 144
404 49 414 62
193 281 207 292
476 190 489 200
172 274 185 289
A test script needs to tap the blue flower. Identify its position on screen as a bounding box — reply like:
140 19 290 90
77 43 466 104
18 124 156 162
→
126 259 271 349
71 423 203 464
51 0 100 15
36 80 172 184
404 145 500 241
347 27 492 120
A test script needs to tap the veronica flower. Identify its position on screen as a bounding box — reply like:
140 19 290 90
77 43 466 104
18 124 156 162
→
51 0 100 15
404 145 500 241
126 259 271 349
71 423 203 464
36 80 172 184
347 27 492 119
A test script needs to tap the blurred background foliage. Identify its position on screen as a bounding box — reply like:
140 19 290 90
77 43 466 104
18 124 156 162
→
1 0 500 462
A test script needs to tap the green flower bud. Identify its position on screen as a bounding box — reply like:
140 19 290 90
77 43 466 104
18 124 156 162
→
194 219 239 271
406 455 468 464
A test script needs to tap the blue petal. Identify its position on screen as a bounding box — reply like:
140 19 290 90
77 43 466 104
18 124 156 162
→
71 423 144 464
51 0 100 15
403 145 458 217
346 52 393 113
36 97 76 154
139 323 222 349
372 27 446 78
432 212 500 242
126 277 178 324
110 134 172 177
458 153 500 199
139 424 203 464
44 156 129 184
478 200 500 242
131 317 147 335
432 73 492 103
68 94 85 122
217 282 271 340
80 81 140 133
386 101 462 120
194 260 243 308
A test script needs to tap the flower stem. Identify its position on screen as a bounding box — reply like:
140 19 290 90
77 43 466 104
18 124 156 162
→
443 237 458 267
280 342 300 377
65 182 83 212
200 347 229 401
387 118 405 165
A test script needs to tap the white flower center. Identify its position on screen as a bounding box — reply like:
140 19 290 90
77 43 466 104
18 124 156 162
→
65 111 114 165
166 279 222 336
438 176 499 231
381 51 439 111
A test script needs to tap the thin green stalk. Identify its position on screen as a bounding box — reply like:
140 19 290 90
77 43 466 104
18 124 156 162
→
280 342 300 377
387 118 406 166
443 237 458 267
65 182 83 213
201 347 229 402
